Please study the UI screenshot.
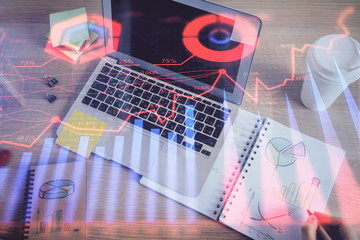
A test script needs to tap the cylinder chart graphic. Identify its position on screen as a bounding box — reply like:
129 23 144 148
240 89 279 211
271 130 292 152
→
39 179 75 199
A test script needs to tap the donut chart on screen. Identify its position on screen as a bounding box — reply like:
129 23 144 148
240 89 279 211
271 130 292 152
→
182 14 246 63
39 179 75 199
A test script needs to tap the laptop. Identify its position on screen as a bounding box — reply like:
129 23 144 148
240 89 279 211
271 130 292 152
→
57 0 261 197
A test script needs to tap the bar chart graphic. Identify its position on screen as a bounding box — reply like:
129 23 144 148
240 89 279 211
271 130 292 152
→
271 177 320 209
265 138 306 167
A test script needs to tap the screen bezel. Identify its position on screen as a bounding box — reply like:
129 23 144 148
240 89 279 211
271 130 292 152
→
102 0 262 105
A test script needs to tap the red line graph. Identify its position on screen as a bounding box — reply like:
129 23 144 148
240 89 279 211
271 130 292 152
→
0 7 355 149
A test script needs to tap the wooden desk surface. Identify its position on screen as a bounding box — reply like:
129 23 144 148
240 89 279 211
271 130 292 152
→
1 0 359 239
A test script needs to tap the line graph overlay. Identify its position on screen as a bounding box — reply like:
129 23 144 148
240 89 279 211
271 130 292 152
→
0 8 355 149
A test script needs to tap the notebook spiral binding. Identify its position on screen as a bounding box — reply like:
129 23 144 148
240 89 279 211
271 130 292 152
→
23 168 35 239
218 117 268 219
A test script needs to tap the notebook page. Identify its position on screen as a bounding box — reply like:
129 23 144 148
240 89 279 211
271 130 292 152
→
219 118 345 240
140 109 263 220
25 161 87 240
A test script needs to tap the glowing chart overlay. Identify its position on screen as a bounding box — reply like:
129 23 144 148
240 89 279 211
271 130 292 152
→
39 179 75 199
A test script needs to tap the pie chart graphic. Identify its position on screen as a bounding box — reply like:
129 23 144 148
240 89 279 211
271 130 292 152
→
39 179 75 199
265 138 306 167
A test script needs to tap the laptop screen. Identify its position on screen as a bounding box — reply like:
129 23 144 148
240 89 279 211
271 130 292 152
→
103 0 261 105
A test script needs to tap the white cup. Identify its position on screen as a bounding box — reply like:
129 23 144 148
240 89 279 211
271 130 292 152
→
300 34 360 111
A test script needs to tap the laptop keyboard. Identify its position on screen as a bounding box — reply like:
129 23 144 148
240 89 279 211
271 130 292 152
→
81 62 231 157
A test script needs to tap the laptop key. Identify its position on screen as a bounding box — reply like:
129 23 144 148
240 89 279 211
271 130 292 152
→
100 66 110 74
157 107 167 116
213 109 230 121
195 102 205 111
133 88 144 97
109 78 118 87
124 85 135 93
201 149 211 157
109 69 119 78
141 92 152 100
203 126 214 135
139 100 150 109
96 73 110 83
212 126 223 138
173 134 184 144
98 103 108 112
212 103 221 109
131 97 141 106
117 73 127 81
114 99 124 108
90 100 100 108
214 120 225 128
117 82 127 90
182 141 192 148
105 96 115 105
174 114 185 124
205 116 215 125
106 86 116 95
148 113 158 123
150 95 160 104
139 111 150 119
122 103 132 112
87 88 99 98
177 105 186 114
97 92 107 101
204 106 215 115
148 103 158 111
159 88 169 97
177 96 187 104
161 130 175 140
130 106 141 114
114 90 124 99
186 98 196 106
159 98 170 108
195 112 206 122
194 132 217 147
117 110 130 121
82 96 92 105
202 99 211 105
166 121 176 130
192 142 203 152
122 93 132 102
185 128 195 138
194 122 204 131
125 76 135 84
92 82 107 92
141 82 152 90
175 125 185 134
157 119 167 127
150 85 161 94
107 106 119 116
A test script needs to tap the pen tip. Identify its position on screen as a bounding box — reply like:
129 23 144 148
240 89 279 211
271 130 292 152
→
307 209 312 216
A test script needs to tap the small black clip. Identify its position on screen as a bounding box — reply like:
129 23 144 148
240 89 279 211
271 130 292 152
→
45 75 58 87
45 93 57 103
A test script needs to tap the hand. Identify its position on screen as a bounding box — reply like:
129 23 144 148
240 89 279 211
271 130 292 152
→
302 212 358 240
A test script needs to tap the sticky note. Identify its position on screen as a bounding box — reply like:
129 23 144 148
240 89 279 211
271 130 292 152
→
50 7 89 47
55 110 108 158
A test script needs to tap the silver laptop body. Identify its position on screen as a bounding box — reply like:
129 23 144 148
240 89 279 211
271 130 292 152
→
57 0 261 197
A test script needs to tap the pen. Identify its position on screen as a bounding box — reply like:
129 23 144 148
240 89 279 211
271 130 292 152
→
307 210 332 240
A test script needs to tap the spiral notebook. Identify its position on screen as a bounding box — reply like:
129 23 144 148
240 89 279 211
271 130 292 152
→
23 161 87 240
140 109 345 240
